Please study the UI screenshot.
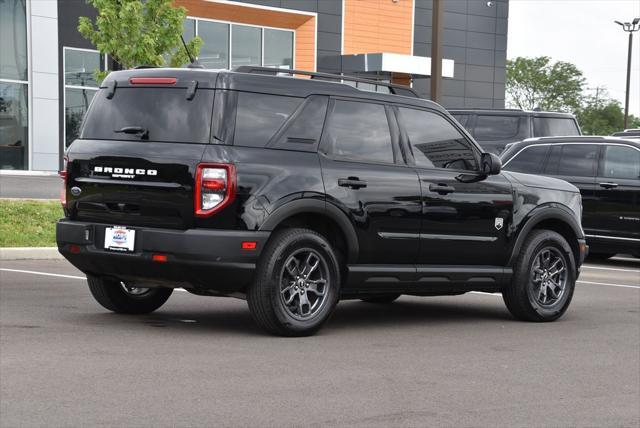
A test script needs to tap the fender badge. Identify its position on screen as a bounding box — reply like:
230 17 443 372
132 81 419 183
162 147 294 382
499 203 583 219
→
494 217 504 230
70 186 82 196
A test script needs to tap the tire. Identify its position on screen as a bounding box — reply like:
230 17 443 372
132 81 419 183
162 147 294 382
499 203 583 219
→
247 228 341 336
87 276 173 314
502 229 576 322
361 294 401 304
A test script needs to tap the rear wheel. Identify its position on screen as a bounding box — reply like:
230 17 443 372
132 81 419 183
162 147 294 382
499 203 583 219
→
87 276 173 314
361 294 401 304
247 228 340 336
503 230 576 322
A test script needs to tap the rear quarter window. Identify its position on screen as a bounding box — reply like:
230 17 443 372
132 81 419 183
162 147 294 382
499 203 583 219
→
80 87 214 144
533 117 580 137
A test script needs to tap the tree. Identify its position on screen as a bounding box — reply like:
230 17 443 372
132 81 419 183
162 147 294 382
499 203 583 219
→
576 90 640 135
506 56 585 112
78 0 202 82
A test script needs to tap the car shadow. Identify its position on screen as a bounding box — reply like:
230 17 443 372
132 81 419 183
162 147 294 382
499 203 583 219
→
71 295 512 337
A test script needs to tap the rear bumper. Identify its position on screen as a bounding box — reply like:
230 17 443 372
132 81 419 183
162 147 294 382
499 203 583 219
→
56 220 270 293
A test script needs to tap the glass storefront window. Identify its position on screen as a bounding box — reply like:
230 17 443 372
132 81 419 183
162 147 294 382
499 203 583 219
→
185 18 295 71
64 48 102 146
264 29 293 69
64 49 101 88
0 0 28 81
65 88 97 146
0 82 28 170
198 21 229 69
231 25 262 68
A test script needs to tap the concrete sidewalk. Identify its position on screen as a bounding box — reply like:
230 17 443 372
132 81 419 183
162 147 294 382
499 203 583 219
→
0 247 62 261
0 173 60 199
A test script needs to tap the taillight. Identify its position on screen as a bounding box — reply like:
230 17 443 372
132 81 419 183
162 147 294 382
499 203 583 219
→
194 163 236 217
129 77 177 85
59 156 68 208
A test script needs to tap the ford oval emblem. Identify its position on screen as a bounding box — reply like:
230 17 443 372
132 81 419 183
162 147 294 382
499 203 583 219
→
70 186 82 196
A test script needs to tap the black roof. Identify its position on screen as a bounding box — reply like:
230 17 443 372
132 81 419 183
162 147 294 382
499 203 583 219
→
447 108 576 118
100 67 447 114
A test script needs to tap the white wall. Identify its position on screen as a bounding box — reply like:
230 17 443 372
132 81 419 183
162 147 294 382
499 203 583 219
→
29 0 59 171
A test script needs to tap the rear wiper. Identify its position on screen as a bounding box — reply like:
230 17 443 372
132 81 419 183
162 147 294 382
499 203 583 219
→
115 126 148 140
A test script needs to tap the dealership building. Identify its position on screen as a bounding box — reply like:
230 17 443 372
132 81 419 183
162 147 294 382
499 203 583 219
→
0 0 509 172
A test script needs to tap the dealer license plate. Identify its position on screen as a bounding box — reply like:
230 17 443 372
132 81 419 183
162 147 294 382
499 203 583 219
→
104 226 136 252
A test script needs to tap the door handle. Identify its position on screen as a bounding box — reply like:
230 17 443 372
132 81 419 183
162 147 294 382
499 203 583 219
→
338 177 367 189
599 182 619 189
429 183 455 194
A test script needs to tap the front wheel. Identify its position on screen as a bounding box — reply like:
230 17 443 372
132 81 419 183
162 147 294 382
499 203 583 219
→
502 230 576 322
247 228 341 336
87 276 173 314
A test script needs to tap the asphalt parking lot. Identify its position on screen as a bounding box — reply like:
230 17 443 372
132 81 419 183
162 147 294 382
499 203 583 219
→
1 257 638 427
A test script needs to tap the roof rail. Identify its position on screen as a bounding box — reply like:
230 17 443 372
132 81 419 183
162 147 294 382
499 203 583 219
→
233 66 421 98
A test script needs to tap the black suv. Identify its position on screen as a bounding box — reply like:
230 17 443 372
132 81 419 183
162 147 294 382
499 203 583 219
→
56 67 588 336
449 109 581 154
501 136 640 259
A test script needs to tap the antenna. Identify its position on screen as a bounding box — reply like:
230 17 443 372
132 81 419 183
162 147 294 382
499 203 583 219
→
180 35 204 69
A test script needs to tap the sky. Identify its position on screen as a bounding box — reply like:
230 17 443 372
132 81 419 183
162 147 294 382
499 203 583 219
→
507 0 640 118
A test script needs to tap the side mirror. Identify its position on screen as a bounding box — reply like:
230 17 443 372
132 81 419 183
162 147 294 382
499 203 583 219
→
481 153 502 175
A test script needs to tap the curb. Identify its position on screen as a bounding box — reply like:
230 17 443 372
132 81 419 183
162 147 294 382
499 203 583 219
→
0 247 63 261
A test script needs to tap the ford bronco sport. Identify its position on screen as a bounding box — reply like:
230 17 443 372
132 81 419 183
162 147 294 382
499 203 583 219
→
57 67 588 336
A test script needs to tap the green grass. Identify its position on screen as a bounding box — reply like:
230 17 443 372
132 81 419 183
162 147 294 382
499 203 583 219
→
0 200 63 247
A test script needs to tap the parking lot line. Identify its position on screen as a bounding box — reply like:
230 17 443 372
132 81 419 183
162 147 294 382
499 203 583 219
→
2 267 638 292
582 265 640 273
577 280 640 290
0 268 85 280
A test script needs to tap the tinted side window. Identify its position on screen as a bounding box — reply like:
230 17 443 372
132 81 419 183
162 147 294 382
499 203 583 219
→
504 145 550 174
533 117 580 137
234 92 302 147
270 96 328 149
602 145 640 179
556 144 598 177
399 107 478 171
474 115 523 140
325 100 393 164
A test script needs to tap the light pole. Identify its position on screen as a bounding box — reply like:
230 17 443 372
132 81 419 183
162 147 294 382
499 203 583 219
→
615 18 640 129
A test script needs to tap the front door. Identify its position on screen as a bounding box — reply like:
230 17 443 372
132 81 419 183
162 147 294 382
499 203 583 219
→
319 98 422 265
544 143 599 236
395 106 514 266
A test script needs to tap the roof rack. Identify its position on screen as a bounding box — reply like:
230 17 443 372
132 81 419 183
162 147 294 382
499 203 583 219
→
233 66 421 98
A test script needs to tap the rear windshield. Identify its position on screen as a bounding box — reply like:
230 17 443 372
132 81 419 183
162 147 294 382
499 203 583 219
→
80 87 214 144
533 117 580 137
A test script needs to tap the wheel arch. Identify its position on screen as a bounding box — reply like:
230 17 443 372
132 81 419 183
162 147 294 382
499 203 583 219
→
260 199 359 264
509 206 583 268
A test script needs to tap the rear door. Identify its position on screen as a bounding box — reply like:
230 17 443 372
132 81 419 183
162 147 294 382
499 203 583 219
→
396 106 514 266
66 75 215 230
319 98 422 265
592 143 640 242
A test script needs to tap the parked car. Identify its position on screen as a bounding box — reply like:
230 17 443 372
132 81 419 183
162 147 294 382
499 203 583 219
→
612 129 640 141
448 109 581 154
57 67 587 336
501 136 640 259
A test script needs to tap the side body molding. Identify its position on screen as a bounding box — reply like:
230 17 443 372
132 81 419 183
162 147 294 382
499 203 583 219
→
260 199 360 263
